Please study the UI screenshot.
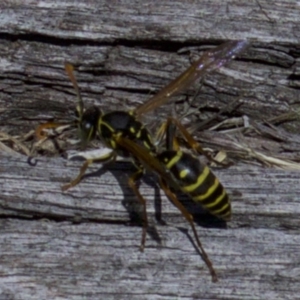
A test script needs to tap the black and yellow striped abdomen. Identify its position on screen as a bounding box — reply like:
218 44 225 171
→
157 150 231 221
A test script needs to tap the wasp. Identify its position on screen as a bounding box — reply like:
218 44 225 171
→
36 40 248 282
117 115 231 282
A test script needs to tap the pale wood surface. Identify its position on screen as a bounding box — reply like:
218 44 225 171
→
1 153 300 299
1 1 300 299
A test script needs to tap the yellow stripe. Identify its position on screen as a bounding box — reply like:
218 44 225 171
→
220 210 231 221
211 202 230 216
97 117 102 134
130 127 135 134
143 140 152 149
87 126 94 141
147 133 153 143
182 166 210 193
192 176 219 200
166 151 183 169
136 130 141 138
100 120 114 133
204 188 226 208
110 139 117 149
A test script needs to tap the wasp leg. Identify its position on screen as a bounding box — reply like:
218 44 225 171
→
155 119 180 152
127 167 148 252
159 178 218 283
164 117 229 166
61 151 116 191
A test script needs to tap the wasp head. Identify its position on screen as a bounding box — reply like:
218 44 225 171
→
77 106 102 146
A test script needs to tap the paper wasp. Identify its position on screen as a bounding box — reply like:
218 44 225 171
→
116 114 232 282
36 40 248 282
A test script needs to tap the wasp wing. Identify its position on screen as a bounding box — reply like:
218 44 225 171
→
134 40 249 116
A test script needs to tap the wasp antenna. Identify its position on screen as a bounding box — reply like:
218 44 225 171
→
65 63 84 119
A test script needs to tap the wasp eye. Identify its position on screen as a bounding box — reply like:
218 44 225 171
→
83 122 92 130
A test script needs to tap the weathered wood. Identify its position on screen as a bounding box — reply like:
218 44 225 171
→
1 219 299 300
0 1 300 136
1 1 300 299
1 153 300 228
1 153 300 299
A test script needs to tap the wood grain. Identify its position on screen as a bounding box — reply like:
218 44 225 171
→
1 1 300 299
1 153 300 299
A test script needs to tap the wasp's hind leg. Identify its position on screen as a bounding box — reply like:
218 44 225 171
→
61 151 116 191
159 178 218 283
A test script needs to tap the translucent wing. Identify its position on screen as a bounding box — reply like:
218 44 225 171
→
134 40 249 116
